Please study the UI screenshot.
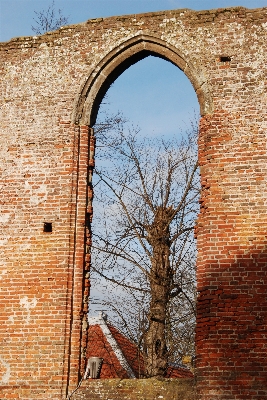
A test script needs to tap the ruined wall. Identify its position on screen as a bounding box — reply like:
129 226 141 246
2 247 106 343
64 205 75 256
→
0 6 267 400
72 378 195 400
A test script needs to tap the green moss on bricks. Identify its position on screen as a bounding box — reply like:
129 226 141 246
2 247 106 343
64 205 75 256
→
72 378 196 400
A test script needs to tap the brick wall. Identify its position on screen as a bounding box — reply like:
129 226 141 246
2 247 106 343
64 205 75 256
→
0 6 267 399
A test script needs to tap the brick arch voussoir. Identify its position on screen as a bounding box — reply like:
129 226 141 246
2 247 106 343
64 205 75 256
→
73 34 213 126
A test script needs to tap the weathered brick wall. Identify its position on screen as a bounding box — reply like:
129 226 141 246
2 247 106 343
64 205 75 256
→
0 6 267 400
72 378 196 400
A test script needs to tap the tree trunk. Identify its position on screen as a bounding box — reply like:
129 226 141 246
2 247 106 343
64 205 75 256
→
144 206 173 377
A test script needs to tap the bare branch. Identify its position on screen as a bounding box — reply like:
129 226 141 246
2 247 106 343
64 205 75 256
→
32 0 69 35
91 265 149 293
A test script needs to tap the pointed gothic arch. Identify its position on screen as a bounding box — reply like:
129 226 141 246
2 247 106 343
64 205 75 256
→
73 34 213 126
69 33 209 389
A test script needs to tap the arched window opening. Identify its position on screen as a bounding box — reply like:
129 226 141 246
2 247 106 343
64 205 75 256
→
87 54 200 379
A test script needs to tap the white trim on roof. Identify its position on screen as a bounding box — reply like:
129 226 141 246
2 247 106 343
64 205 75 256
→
88 312 136 379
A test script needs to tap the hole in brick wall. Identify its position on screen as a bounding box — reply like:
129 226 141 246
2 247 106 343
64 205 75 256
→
43 222 52 232
220 56 231 62
90 55 200 372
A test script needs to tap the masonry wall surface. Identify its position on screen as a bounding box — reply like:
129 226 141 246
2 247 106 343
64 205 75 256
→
0 6 267 400
72 378 196 400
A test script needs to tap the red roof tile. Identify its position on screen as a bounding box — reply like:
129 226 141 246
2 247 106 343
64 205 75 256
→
87 324 129 378
108 324 144 378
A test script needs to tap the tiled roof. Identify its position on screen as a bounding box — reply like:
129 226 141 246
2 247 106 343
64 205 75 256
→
108 324 144 378
86 312 193 379
166 365 194 379
87 324 129 378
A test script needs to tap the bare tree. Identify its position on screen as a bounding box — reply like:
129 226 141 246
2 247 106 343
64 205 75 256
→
32 0 69 35
91 115 199 377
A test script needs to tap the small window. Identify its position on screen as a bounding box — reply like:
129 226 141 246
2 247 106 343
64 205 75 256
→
220 56 231 62
43 222 52 232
